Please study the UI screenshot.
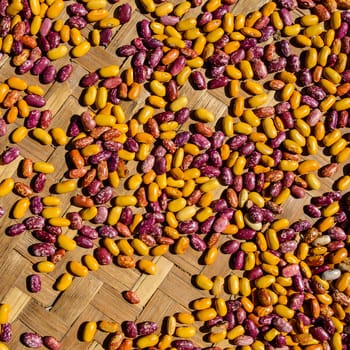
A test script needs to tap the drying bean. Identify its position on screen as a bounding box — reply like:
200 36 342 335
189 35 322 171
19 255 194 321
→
43 336 62 350
27 274 41 293
0 323 12 343
2 147 20 164
21 333 43 348
124 321 137 338
94 247 112 265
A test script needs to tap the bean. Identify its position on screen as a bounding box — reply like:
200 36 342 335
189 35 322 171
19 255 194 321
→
21 333 43 348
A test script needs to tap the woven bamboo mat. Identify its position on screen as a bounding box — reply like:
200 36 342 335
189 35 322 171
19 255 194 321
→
0 0 348 349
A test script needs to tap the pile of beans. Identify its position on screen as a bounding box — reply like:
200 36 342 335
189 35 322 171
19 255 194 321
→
1 0 350 348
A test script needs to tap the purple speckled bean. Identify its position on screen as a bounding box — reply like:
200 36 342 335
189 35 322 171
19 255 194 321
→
301 95 318 108
124 321 138 338
148 47 163 68
22 332 43 348
41 65 57 84
299 68 313 86
221 240 240 254
25 216 45 230
207 65 226 78
236 307 247 325
252 59 268 79
273 317 293 333
0 323 12 343
190 234 207 251
100 28 112 46
2 147 20 164
198 12 212 26
213 215 229 232
57 64 73 82
17 59 34 74
243 171 256 191
31 243 55 257
30 196 43 215
120 207 133 225
236 228 256 240
116 3 131 23
94 247 112 265
244 319 259 338
232 250 245 270
282 264 300 277
160 15 180 26
138 19 151 38
280 8 293 25
280 241 298 253
259 25 275 42
291 219 311 232
68 3 88 16
25 110 41 129
247 266 264 280
172 340 193 350
89 150 112 164
200 215 215 235
75 236 94 248
24 94 46 107
98 225 118 238
178 220 198 234
289 293 304 310
7 223 26 236
220 167 233 185
32 173 46 193
42 336 62 350
230 48 245 64
239 141 255 156
0 118 7 137
94 186 113 204
28 274 41 293
79 225 98 240
200 165 220 177
268 57 287 73
92 206 108 224
305 204 322 218
137 321 158 336
208 76 228 89
67 16 87 29
228 135 247 150
311 327 330 342
154 156 166 174
175 108 190 124
211 131 225 149
191 153 209 168
67 212 83 230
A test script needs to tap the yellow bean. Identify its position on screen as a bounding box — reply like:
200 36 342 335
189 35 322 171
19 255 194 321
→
196 308 217 322
71 41 91 57
82 321 97 342
33 161 55 173
138 259 157 275
69 261 89 277
35 261 55 273
175 326 196 338
136 334 159 349
55 180 77 194
0 178 14 197
55 273 73 291
0 304 10 324
48 217 70 227
42 207 61 219
47 44 68 60
32 128 52 145
12 198 30 219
